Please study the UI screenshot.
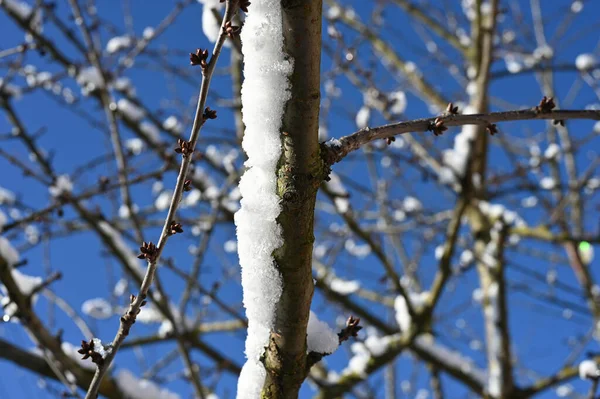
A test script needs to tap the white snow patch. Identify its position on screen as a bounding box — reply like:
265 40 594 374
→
115 369 180 399
576 53 596 71
521 196 538 208
342 333 394 378
25 225 39 244
414 334 486 385
544 143 560 160
118 99 145 122
126 138 144 155
76 67 103 94
201 0 229 47
140 121 161 143
540 176 556 190
106 36 132 54
97 221 145 278
118 204 139 219
3 0 32 19
224 240 237 253
403 196 422 213
394 291 428 331
82 298 112 319
0 187 16 205
579 360 599 380
344 239 371 258
330 278 360 295
355 106 370 129
49 175 73 197
155 191 172 211
556 384 573 397
0 237 20 267
143 27 155 40
326 172 349 213
307 311 339 354
163 116 183 134
234 0 292 396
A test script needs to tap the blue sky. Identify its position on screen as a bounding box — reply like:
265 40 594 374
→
2 0 600 398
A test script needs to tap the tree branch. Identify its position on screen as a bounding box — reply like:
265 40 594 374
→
321 109 600 166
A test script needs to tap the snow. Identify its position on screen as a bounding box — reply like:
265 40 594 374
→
0 237 20 267
183 189 202 207
118 99 145 122
521 196 538 208
343 333 394 378
394 292 428 331
571 1 583 13
48 175 73 197
344 239 371 258
460 250 474 266
106 36 132 54
478 201 524 226
544 143 560 160
25 224 39 244
4 268 41 304
540 176 556 190
155 191 172 211
114 77 133 94
234 0 292 396
414 334 487 384
115 369 180 399
97 221 145 278
125 138 144 155
82 298 112 319
556 385 573 397
355 106 370 129
326 4 341 19
224 240 237 253
330 278 360 295
113 278 128 296
0 78 21 98
434 245 444 260
403 196 422 213
326 172 349 213
324 138 342 149
140 121 161 143
440 105 478 186
389 91 407 114
200 0 229 47
3 0 32 19
579 360 599 379
143 27 155 40
578 242 594 265
76 67 103 94
306 311 339 354
576 53 596 71
0 186 16 204
135 304 164 323
118 204 139 219
163 116 183 134
533 45 553 61
472 288 483 303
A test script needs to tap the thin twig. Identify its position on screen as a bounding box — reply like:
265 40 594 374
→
82 1 239 397
322 109 600 165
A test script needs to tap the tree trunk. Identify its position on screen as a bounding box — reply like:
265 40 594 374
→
262 0 324 397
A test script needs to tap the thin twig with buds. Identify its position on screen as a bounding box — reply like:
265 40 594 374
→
321 108 600 166
82 1 240 398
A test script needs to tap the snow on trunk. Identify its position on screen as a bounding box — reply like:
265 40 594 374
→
234 0 293 397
